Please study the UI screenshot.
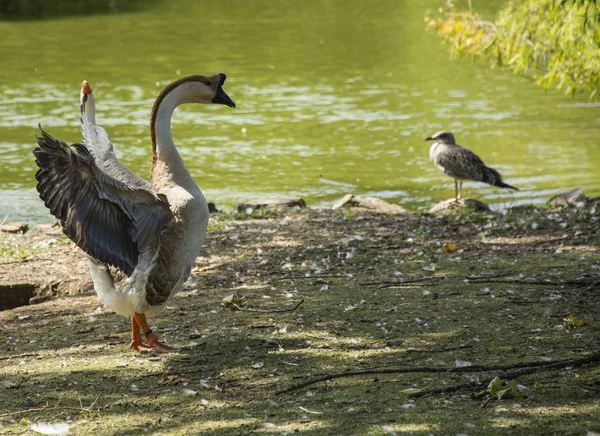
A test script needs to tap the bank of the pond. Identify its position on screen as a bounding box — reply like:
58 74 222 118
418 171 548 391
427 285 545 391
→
0 201 599 435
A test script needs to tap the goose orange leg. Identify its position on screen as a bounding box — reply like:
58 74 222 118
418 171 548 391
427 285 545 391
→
130 312 178 353
129 316 153 351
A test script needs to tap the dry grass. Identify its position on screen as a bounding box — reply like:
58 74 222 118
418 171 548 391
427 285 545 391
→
0 206 599 435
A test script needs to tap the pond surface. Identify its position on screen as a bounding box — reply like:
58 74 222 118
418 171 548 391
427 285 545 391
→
1 0 599 223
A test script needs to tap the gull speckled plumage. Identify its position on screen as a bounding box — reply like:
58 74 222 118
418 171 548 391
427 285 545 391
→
425 131 518 200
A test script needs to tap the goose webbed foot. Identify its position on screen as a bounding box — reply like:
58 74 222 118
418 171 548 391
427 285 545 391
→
130 313 178 353
129 339 154 352
145 332 178 353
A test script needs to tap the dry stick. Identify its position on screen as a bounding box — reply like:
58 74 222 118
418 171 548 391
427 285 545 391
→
464 278 596 287
409 353 600 398
585 280 600 291
0 396 99 418
232 299 304 313
362 276 442 286
374 277 597 290
273 274 348 281
275 353 600 395
0 352 40 361
406 343 473 353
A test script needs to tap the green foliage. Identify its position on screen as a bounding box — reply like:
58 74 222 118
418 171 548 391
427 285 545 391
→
0 238 44 262
426 0 600 99
487 376 519 399
207 208 277 231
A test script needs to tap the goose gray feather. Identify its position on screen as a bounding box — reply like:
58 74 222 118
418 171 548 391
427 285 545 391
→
33 128 173 276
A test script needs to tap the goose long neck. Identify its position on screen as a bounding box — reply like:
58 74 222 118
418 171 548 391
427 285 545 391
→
150 87 194 189
81 92 96 125
85 97 96 125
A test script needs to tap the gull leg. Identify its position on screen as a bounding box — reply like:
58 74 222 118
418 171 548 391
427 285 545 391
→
457 181 463 200
454 179 459 201
132 312 178 353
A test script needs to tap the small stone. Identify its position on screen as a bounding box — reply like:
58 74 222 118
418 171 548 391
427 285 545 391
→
548 189 587 208
332 193 406 214
0 222 28 234
236 197 306 212
332 193 355 210
207 202 220 213
428 198 489 214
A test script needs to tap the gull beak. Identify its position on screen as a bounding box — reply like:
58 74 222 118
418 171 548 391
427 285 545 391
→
212 73 236 108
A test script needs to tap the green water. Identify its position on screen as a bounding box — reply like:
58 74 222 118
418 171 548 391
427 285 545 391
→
1 0 599 223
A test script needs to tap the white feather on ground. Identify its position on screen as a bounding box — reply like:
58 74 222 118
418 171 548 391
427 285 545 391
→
30 422 71 435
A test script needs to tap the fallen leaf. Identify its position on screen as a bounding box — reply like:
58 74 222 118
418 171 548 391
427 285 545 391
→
159 375 188 385
222 293 245 311
563 314 587 329
298 406 323 415
560 384 588 398
442 243 456 253
487 377 518 399
400 387 423 395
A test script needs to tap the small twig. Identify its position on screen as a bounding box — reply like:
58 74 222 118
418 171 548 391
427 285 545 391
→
194 261 230 272
233 299 304 313
406 343 473 353
465 272 515 280
0 352 40 361
0 396 99 418
465 278 596 287
362 276 441 287
0 255 60 266
276 353 600 395
273 274 348 281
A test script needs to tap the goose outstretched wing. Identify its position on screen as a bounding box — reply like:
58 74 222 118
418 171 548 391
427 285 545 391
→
33 127 173 276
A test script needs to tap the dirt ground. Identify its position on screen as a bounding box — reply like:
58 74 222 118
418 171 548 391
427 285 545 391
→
0 204 599 435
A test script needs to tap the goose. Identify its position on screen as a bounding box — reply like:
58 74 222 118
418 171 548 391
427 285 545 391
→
425 131 518 201
33 74 235 352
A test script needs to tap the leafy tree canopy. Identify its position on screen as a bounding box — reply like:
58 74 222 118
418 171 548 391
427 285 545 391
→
426 0 600 99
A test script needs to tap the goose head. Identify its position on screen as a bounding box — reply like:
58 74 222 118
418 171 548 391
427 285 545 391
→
425 131 456 145
161 73 236 107
80 80 96 123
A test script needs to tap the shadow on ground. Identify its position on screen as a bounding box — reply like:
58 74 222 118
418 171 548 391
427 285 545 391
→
1 206 599 434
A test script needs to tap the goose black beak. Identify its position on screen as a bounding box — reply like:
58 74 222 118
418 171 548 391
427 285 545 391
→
425 136 434 141
212 73 236 108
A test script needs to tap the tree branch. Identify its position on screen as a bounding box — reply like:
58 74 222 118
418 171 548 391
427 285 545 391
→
275 353 600 395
